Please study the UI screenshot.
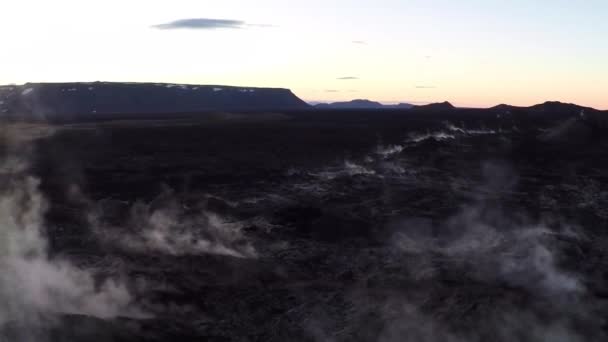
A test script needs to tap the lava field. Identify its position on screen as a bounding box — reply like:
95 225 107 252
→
1 109 608 341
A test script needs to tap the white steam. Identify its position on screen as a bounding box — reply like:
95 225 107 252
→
406 131 455 143
90 189 257 259
310 161 377 181
396 206 583 295
376 145 404 158
394 162 584 296
445 122 497 135
0 126 142 327
403 122 498 145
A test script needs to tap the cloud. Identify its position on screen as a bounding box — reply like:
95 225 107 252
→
152 18 271 30
415 85 437 89
325 90 339 93
352 40 367 45
337 77 359 80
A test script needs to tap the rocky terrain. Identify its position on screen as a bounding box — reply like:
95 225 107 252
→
0 103 608 341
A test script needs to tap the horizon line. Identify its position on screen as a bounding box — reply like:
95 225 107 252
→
1 81 605 111
304 99 606 111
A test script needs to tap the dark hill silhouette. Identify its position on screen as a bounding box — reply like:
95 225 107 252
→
491 101 598 115
314 100 414 109
529 101 594 114
412 101 455 111
489 104 523 112
315 99 383 109
0 82 309 120
390 103 416 109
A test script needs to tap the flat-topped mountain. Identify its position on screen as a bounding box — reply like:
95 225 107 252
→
0 82 310 120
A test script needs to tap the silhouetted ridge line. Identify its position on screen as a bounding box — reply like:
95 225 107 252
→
412 101 455 111
314 99 414 109
0 82 310 120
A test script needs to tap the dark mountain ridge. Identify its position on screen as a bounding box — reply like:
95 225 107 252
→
0 82 310 120
1 82 605 124
491 101 600 116
314 99 414 109
411 101 455 111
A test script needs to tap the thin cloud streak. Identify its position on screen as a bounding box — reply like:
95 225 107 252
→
152 18 272 30
337 77 359 80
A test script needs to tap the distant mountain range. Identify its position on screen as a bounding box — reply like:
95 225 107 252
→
0 82 309 120
411 101 455 111
314 99 414 110
0 82 605 122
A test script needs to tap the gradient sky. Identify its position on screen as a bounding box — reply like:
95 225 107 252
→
1 0 607 108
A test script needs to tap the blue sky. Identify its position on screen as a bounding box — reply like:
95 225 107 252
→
1 0 607 108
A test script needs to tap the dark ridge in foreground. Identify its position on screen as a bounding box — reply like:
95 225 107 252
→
1 103 608 341
0 82 310 120
2 107 608 341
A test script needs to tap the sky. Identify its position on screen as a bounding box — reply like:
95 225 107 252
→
1 0 607 108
